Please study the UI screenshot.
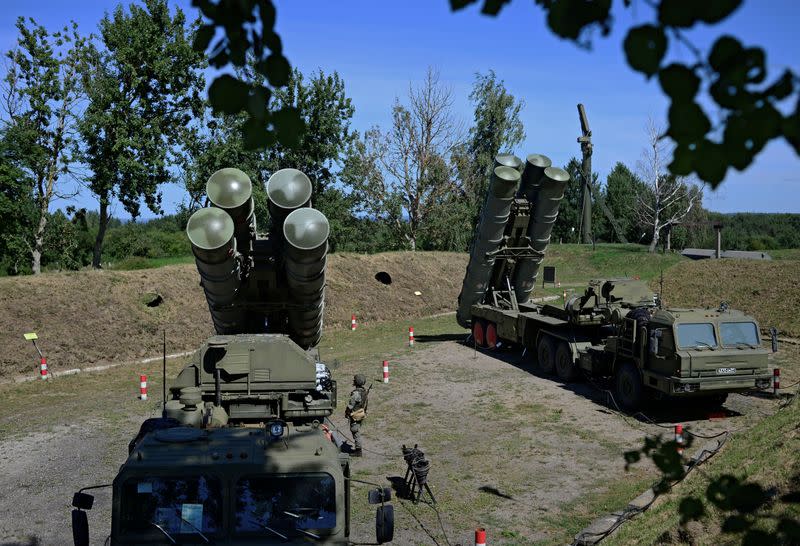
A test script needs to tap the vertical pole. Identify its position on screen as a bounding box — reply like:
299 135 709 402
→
475 528 487 546
409 327 414 347
715 225 722 259
773 368 781 397
140 375 148 401
675 424 684 456
577 104 593 245
382 361 389 384
39 357 49 380
351 314 357 331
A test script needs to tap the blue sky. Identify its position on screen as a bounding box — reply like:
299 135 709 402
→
1 0 798 218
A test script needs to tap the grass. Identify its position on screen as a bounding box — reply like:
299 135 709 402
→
604 394 800 545
106 255 195 270
541 244 687 284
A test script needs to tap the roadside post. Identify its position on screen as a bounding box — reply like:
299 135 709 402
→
23 332 49 380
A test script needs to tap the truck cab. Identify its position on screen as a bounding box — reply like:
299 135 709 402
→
607 306 774 408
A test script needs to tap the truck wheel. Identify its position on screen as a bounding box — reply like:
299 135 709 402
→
614 362 644 411
486 322 498 349
472 319 487 348
555 341 578 382
537 335 555 375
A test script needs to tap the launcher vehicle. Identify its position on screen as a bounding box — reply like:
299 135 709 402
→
457 153 773 409
71 168 393 545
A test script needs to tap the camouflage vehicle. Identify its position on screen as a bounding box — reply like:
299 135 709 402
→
71 168 393 545
457 153 773 410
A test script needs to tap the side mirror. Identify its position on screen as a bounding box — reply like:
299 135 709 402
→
72 492 94 510
649 330 660 355
72 509 89 546
770 327 778 353
375 504 394 544
368 487 392 505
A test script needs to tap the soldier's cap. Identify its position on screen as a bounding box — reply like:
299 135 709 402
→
353 374 366 386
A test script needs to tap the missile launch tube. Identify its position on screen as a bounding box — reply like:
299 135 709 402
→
267 168 313 235
517 154 551 200
283 207 330 349
512 166 570 304
186 207 245 334
456 166 522 328
206 168 255 250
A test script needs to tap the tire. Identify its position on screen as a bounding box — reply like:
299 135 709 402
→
472 319 487 348
555 341 579 382
614 362 645 411
537 335 555 375
376 504 394 544
485 322 498 350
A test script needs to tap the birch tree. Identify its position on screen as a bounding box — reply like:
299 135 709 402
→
636 120 703 252
345 68 461 250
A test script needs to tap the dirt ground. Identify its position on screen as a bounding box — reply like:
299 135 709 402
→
0 252 467 379
0 332 789 546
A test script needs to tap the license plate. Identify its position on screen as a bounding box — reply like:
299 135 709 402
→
717 367 736 374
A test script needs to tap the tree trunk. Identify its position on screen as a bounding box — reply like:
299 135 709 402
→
31 210 48 274
648 224 659 253
92 198 110 269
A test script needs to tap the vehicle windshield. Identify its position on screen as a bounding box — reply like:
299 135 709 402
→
119 476 221 540
720 322 760 347
676 323 717 349
235 474 336 534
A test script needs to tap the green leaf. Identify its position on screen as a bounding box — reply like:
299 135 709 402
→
721 515 751 533
481 0 511 15
192 24 215 53
242 116 275 150
709 35 743 72
678 497 705 524
261 54 290 87
695 139 728 186
764 70 795 100
208 74 249 115
782 111 800 154
449 0 478 10
659 64 700 100
624 25 667 77
669 144 694 175
658 0 697 28
667 100 711 141
697 0 742 24
246 85 271 120
273 106 305 148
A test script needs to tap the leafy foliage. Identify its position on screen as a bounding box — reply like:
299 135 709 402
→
80 0 206 267
451 0 799 187
191 0 302 149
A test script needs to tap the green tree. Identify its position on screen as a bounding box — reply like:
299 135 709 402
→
553 157 603 244
454 70 525 208
81 0 205 268
604 162 647 243
345 68 460 250
0 126 36 274
2 18 90 274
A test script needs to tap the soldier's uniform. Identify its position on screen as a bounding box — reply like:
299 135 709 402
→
345 374 368 456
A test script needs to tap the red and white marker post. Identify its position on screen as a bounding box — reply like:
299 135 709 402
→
382 361 389 384
675 424 684 456
140 375 148 401
409 326 414 347
773 368 781 396
475 527 487 546
23 333 49 381
351 314 357 331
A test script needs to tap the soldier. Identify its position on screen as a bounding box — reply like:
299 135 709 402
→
345 374 368 456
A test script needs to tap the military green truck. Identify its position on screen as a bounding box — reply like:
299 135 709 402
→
71 168 393 545
457 153 773 409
